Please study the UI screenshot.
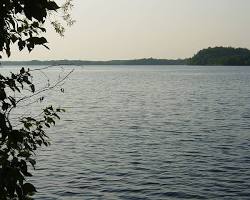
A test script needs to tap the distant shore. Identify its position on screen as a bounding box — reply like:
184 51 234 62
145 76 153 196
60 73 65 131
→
2 47 250 66
0 58 187 66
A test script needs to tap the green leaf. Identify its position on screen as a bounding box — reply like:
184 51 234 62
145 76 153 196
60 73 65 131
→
45 123 50 128
28 158 36 167
24 122 32 130
9 96 16 107
0 89 7 100
18 151 31 158
22 183 37 195
46 1 60 10
18 40 26 51
20 67 25 74
53 113 60 119
30 84 35 93
2 102 10 111
16 184 23 199
11 34 18 43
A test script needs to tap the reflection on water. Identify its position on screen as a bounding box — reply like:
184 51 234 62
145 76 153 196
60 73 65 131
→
2 65 250 199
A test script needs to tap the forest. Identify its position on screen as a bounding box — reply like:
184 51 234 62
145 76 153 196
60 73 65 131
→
188 47 250 66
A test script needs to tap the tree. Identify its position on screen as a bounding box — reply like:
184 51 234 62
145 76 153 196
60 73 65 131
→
0 1 74 199
0 0 75 58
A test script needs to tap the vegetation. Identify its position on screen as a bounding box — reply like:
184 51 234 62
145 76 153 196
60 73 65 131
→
189 47 250 66
0 0 74 199
3 47 250 66
1 58 187 66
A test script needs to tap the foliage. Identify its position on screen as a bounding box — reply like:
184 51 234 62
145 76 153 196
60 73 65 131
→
1 58 188 66
0 0 74 199
0 67 65 200
189 47 250 66
0 0 74 58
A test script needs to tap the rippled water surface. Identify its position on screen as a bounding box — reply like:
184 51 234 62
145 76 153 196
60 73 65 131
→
4 65 250 199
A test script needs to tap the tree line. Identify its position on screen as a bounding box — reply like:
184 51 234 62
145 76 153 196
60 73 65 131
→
188 47 250 66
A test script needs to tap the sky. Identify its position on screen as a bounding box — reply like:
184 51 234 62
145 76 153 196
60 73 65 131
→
5 0 250 61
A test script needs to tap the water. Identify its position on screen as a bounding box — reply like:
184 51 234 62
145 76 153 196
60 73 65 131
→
3 65 250 199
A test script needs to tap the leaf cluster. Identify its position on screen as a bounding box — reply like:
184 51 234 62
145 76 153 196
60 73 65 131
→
0 1 73 199
0 0 60 58
0 68 64 200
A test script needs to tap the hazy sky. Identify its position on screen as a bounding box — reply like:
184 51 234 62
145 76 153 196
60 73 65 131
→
6 0 250 60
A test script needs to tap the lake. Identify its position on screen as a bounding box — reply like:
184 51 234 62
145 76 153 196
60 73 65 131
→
2 65 250 199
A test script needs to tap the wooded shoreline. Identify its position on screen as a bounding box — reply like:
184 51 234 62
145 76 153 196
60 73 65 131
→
2 47 250 66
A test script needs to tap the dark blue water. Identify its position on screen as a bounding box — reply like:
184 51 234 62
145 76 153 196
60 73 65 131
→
5 65 250 199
